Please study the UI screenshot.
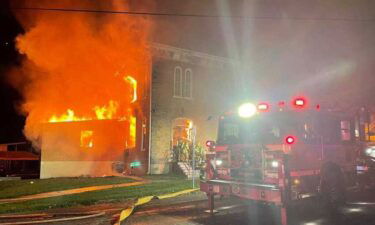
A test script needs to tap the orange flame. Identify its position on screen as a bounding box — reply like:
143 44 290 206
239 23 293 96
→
8 0 152 177
49 109 87 123
80 130 94 148
129 115 136 148
124 76 137 103
94 100 119 120
48 100 123 123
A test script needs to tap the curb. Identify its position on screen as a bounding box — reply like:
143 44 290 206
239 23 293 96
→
116 188 199 225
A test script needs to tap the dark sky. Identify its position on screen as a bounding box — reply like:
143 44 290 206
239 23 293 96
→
150 0 375 105
1 0 375 143
0 0 24 143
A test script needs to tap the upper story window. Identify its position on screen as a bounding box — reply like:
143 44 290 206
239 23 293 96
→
174 66 182 97
173 66 193 99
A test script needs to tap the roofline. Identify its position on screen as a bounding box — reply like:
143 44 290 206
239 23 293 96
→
150 42 238 68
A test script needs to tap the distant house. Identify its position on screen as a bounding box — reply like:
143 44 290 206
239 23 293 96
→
0 142 39 178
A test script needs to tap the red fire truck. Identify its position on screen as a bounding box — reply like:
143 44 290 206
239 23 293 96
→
200 97 359 225
356 107 375 189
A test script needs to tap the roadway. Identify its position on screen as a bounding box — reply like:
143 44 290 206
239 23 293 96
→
1 187 374 225
124 188 375 225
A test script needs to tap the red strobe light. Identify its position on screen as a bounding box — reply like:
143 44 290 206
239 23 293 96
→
285 136 296 145
206 140 215 148
257 103 270 112
292 97 307 109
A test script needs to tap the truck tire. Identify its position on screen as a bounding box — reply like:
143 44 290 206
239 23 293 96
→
319 162 346 211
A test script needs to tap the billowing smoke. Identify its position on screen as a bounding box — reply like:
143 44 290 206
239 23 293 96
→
9 0 152 177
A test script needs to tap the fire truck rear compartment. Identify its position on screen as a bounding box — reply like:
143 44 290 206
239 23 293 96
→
209 145 326 205
201 179 282 204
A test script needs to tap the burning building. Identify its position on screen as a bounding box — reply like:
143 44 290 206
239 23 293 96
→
10 1 152 178
9 1 239 178
39 107 136 178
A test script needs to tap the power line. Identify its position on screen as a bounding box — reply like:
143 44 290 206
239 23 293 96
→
11 6 375 23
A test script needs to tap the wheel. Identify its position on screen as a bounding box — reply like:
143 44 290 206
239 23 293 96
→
319 162 346 212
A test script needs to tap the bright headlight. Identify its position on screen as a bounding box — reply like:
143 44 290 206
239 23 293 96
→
215 159 223 166
365 147 375 157
238 103 257 118
271 160 279 168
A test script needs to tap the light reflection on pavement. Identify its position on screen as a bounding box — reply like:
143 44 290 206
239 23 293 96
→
126 189 375 225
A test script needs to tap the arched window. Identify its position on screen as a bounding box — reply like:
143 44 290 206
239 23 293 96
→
184 68 192 98
173 66 182 97
173 66 193 99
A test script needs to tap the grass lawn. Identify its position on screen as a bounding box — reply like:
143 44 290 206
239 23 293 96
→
0 175 195 214
0 176 134 199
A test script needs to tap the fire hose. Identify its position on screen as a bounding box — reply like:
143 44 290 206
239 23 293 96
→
115 188 199 225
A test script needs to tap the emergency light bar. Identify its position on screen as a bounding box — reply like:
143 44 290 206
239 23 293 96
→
234 96 317 118
292 97 307 109
295 99 305 106
257 103 270 112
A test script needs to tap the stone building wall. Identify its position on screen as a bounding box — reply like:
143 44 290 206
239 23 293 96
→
149 48 238 174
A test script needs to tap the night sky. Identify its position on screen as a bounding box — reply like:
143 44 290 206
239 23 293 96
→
0 1 25 143
1 0 375 143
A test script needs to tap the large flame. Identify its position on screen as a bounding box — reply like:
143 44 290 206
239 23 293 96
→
9 0 152 177
49 100 121 123
124 76 138 103
48 76 137 123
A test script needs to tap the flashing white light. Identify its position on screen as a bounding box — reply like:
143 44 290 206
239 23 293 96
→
215 159 223 166
295 99 305 106
238 103 257 118
366 148 375 158
258 103 269 111
350 202 375 205
347 207 363 213
259 104 267 110
271 160 279 168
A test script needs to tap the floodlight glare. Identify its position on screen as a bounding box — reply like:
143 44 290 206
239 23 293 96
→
271 160 279 168
215 159 223 166
238 103 257 118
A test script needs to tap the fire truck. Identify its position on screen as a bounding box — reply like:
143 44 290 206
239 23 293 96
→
355 107 375 189
200 97 361 225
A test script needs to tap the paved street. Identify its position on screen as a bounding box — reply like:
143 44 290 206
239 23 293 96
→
124 189 375 225
0 188 374 225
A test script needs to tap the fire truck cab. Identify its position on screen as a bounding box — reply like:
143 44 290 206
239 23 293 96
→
200 98 359 225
